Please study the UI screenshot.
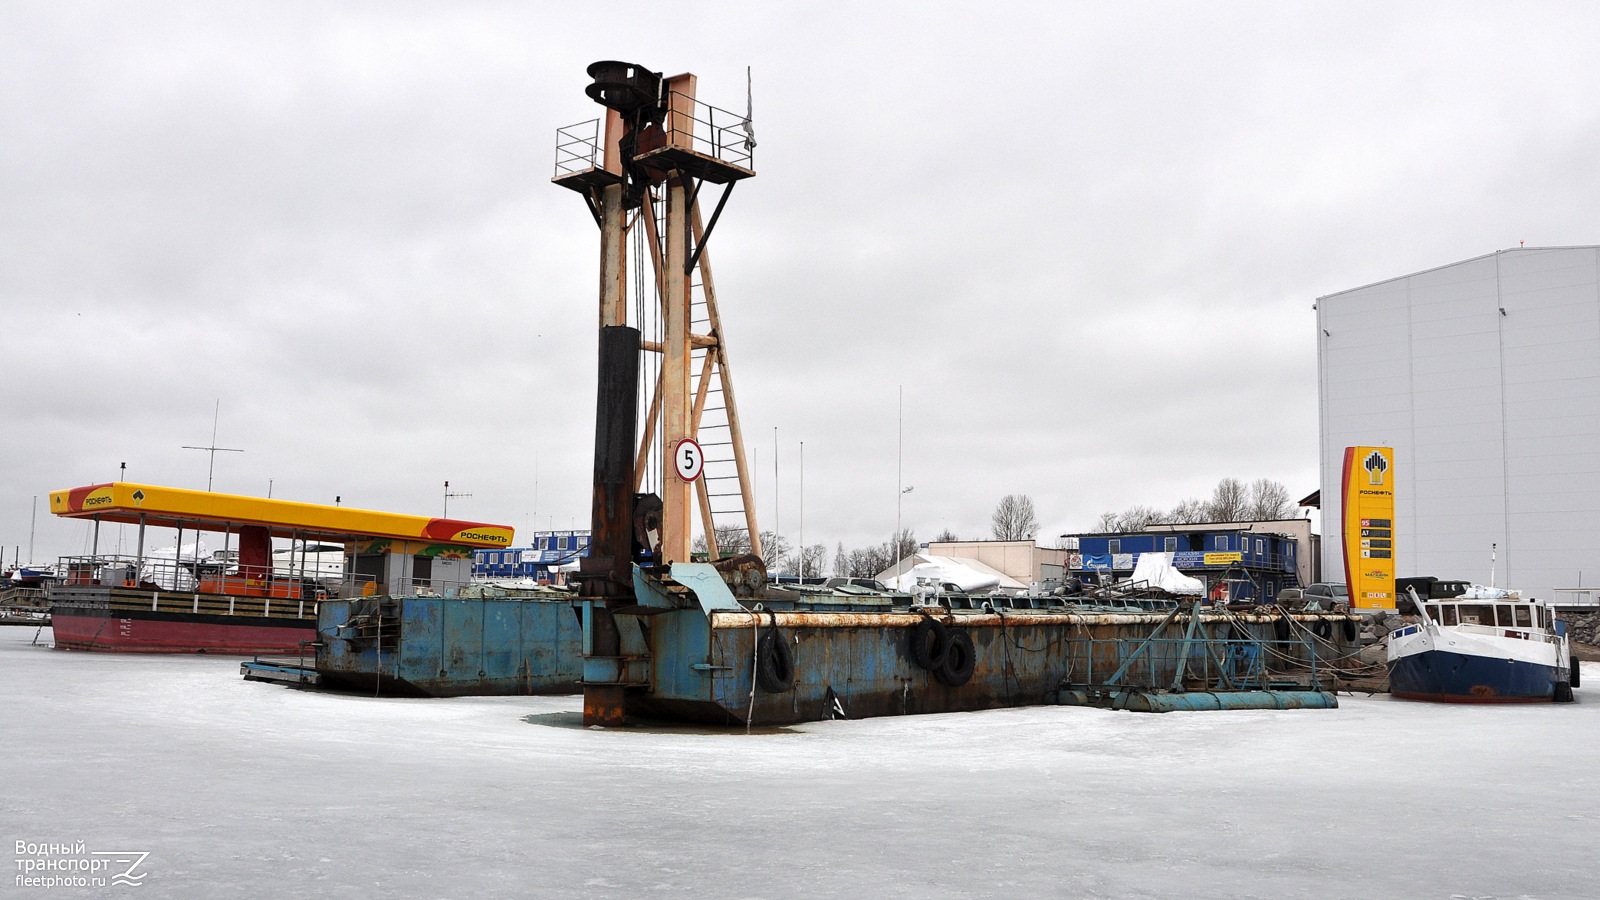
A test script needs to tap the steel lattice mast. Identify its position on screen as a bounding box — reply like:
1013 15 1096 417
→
554 61 761 725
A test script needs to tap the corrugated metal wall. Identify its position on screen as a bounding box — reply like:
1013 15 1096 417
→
1318 246 1600 601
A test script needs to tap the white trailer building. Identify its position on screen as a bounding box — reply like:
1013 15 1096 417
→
1317 246 1600 607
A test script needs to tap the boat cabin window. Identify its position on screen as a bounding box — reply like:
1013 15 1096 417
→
1458 604 1495 626
1513 606 1532 628
350 553 385 592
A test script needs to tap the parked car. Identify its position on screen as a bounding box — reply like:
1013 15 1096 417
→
1302 582 1348 609
823 577 889 592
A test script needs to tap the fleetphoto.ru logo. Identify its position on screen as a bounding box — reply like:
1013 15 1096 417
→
14 841 150 889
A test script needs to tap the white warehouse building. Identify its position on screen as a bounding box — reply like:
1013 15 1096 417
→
1317 246 1600 607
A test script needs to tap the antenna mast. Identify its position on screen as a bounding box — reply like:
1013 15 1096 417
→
181 400 243 491
444 481 473 518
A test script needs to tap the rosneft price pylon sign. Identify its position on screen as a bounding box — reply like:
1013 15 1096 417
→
1341 446 1395 610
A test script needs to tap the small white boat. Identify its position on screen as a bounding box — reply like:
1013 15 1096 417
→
273 541 345 589
1388 581 1576 703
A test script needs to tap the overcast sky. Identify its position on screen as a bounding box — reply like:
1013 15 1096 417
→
4 2 1598 565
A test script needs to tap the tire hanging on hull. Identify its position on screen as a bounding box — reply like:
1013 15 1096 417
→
910 617 948 670
937 629 976 687
756 628 795 693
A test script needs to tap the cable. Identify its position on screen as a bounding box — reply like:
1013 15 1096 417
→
744 606 760 732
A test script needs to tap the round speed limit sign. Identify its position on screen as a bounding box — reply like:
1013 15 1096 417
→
673 438 705 482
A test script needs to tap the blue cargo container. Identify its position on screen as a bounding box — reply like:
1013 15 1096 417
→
316 593 582 697
1070 528 1299 601
473 531 591 581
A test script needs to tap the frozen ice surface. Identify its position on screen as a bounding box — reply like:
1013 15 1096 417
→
2 627 1596 899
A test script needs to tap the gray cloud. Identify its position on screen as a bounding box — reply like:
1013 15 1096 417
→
5 1 1598 564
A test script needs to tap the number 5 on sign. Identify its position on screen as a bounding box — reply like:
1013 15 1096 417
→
673 438 704 482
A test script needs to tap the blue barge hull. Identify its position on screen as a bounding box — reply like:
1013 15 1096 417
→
1390 649 1560 703
318 595 583 697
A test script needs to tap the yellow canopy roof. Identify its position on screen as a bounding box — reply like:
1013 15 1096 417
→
49 482 513 548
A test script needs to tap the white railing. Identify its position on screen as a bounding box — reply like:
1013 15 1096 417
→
1553 587 1599 608
660 91 754 170
554 118 602 178
56 554 375 600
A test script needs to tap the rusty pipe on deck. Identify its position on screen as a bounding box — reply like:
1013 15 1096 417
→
707 610 1357 629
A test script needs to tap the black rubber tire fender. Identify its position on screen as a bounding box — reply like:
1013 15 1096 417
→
756 628 795 693
910 617 948 670
1273 616 1291 642
1571 655 1581 689
1313 618 1333 640
1342 618 1358 643
936 629 976 687
1555 680 1574 703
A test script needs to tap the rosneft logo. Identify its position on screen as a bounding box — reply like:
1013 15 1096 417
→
1364 450 1389 485
456 530 510 545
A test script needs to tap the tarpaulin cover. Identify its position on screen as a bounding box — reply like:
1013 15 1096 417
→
881 554 1014 593
1127 551 1205 595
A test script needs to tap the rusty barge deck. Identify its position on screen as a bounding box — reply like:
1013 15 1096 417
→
589 563 1360 725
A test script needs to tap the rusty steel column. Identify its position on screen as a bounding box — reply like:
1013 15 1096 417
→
656 73 697 565
598 110 627 329
580 325 640 726
660 169 691 564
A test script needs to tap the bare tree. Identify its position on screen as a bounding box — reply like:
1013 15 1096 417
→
1245 478 1293 521
991 494 1039 541
1088 477 1299 534
693 527 791 562
787 543 828 579
892 527 918 561
842 544 888 579
933 528 959 543
1167 497 1210 524
691 524 752 556
759 531 790 565
1112 504 1163 532
836 528 918 579
1205 478 1249 522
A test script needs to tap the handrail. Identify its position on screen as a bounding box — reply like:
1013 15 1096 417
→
658 91 755 170
554 118 602 177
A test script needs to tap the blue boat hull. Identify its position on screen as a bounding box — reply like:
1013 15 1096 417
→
1389 648 1559 703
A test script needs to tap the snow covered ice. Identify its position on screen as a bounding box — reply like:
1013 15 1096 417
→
3 627 1596 898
